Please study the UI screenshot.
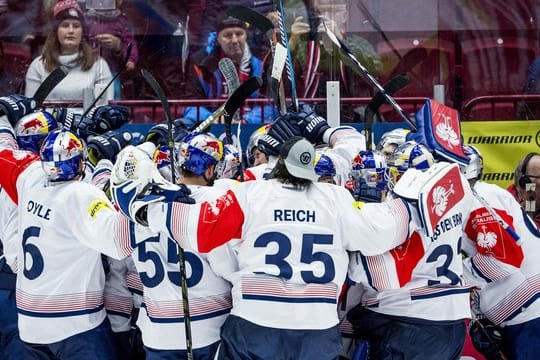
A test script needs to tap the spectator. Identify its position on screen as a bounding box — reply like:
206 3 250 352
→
514 152 540 228
25 0 113 110
183 12 276 127
0 0 44 45
122 0 221 99
288 10 381 122
85 0 139 99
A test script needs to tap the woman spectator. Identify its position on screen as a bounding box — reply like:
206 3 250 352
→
24 0 113 109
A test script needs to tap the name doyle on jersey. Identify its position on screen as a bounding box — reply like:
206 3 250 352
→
27 200 51 220
274 209 315 222
431 213 463 241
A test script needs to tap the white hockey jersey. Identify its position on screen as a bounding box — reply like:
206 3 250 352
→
147 179 410 330
322 127 367 186
131 184 232 350
348 167 474 321
462 181 540 326
0 147 132 344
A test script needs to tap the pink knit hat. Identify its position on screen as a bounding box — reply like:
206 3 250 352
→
53 0 83 20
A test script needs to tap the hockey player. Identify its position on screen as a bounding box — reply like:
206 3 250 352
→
0 118 133 358
375 127 410 159
122 133 233 358
0 109 57 359
346 141 475 359
111 135 432 360
459 145 540 359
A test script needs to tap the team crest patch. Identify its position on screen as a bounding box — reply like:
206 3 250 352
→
88 199 112 218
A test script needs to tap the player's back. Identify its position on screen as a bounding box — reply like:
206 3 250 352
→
131 184 232 350
16 167 108 344
228 179 355 330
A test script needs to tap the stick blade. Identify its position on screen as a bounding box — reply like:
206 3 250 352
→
223 76 263 121
33 65 69 107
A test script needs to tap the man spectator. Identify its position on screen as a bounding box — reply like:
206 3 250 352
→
182 11 275 127
514 152 540 228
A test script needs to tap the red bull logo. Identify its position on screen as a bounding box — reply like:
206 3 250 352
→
63 133 82 158
351 154 365 170
153 147 170 169
19 114 47 135
206 141 224 159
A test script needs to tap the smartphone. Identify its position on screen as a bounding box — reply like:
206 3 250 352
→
86 0 116 10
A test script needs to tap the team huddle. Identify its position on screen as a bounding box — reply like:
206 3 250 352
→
0 94 539 360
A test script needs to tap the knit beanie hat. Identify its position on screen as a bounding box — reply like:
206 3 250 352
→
53 0 84 23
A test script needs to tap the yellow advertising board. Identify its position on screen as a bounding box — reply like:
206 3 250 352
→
461 121 540 189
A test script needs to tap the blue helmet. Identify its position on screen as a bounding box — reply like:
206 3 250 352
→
386 141 435 189
461 145 483 180
153 144 181 182
218 143 241 179
314 148 336 178
180 132 224 176
40 129 86 181
351 150 388 191
15 111 58 153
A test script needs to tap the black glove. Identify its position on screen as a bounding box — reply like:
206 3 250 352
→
258 112 303 156
145 118 189 146
87 129 133 165
469 318 505 360
0 95 37 126
85 105 131 132
295 103 330 144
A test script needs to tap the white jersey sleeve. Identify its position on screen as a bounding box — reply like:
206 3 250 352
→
462 181 540 326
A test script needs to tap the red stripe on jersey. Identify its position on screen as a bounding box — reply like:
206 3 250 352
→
0 149 40 204
390 231 425 286
196 190 244 253
242 168 257 182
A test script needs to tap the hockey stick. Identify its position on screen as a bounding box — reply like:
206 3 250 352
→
82 42 133 118
219 57 241 145
140 67 194 360
192 76 263 133
277 0 299 112
227 5 288 115
218 57 245 178
364 73 410 150
321 21 417 130
33 65 70 107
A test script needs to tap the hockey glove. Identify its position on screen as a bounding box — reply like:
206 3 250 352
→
85 105 131 132
146 182 195 204
145 118 189 146
468 318 505 360
0 95 37 126
111 179 164 226
87 129 133 166
295 103 330 144
258 112 303 156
